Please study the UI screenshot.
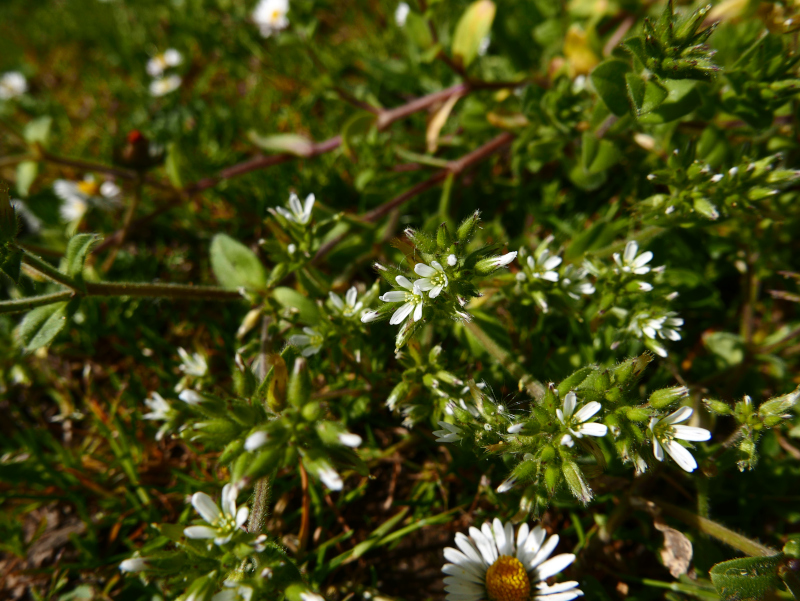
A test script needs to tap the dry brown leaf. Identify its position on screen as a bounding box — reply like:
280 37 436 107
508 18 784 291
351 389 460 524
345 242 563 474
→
654 518 693 578
426 93 464 154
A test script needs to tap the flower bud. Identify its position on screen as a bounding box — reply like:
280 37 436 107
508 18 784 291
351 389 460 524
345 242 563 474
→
758 389 799 419
243 447 284 482
562 460 592 503
386 380 410 410
474 251 518 275
557 367 593 397
287 357 312 408
649 386 689 409
285 584 325 601
611 354 652 385
625 407 651 422
265 356 288 412
783 539 800 559
436 222 453 250
302 401 323 422
0 184 18 244
456 210 480 243
544 464 561 494
703 398 732 415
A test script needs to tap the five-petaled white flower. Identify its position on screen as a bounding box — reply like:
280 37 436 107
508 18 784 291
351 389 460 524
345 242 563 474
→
516 249 562 283
143 392 172 438
146 49 183 77
0 71 27 100
613 240 653 275
54 175 120 222
149 74 182 97
559 265 595 299
178 347 208 377
329 286 364 317
649 406 711 473
629 311 683 357
415 260 449 298
288 327 324 357
443 518 583 601
433 421 464 443
381 276 425 326
275 192 315 225
253 0 290 37
184 484 249 546
556 391 608 447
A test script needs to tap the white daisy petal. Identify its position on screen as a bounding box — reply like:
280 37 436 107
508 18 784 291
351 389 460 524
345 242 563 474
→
469 526 498 565
528 534 559 569
534 553 575 581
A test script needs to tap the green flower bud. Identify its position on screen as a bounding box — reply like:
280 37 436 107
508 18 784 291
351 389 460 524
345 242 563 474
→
265 355 288 412
386 380 410 410
626 407 651 422
436 222 453 251
302 401 323 422
758 389 800 419
539 444 556 462
605 387 623 403
266 262 289 286
611 354 653 385
784 539 800 559
578 369 611 395
474 251 518 275
436 370 463 387
243 447 284 482
562 460 593 504
704 398 732 415
456 210 480 244
557 366 593 397
649 386 689 409
544 464 561 494
428 345 443 365
183 572 217 601
404 227 437 253
219 439 245 465
287 357 312 408
763 415 783 428
693 196 720 220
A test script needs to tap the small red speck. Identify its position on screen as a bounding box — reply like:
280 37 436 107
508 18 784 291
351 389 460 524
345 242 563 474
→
127 130 144 143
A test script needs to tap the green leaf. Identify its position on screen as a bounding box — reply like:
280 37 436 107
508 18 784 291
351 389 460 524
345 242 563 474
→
17 301 72 351
16 161 38 198
625 73 668 116
272 286 320 324
165 142 185 189
451 0 496 68
637 79 700 124
210 234 267 291
247 132 314 157
590 59 632 117
23 116 53 146
710 554 784 601
63 233 100 291
581 132 622 175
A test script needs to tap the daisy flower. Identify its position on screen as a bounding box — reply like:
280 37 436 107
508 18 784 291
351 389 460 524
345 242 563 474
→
253 0 290 37
556 391 608 447
381 276 425 326
149 74 182 97
184 484 249 546
443 518 583 601
612 240 653 275
275 192 315 225
146 49 183 77
54 175 120 223
414 260 449 298
0 71 27 100
288 327 324 357
329 286 364 317
649 406 711 472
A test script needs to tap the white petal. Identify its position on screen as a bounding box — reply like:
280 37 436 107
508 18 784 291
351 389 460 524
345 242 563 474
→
528 534 559 569
301 345 321 357
245 431 269 451
390 302 414 325
537 581 582 595
192 492 221 524
541 271 559 282
665 440 698 472
345 287 358 307
543 256 562 271
415 263 437 277
469 526 498 565
493 518 513 556
275 206 295 221
318 466 343 490
289 193 303 215
672 425 711 441
382 291 408 302
236 506 249 528
576 422 608 437
573 401 602 423
221 484 236 517
563 392 577 419
184 525 217 539
395 275 413 290
413 302 423 322
415 279 435 291
534 553 575 581
516 523 530 558
508 423 524 434
451 537 487 571
653 435 665 461
288 335 311 346
534 592 584 601
328 292 344 309
442 563 484 585
520 526 546 563
429 284 443 298
632 251 653 268
664 406 693 425
303 193 315 218
444 577 485 592
431 260 445 272
623 241 638 264
119 558 149 572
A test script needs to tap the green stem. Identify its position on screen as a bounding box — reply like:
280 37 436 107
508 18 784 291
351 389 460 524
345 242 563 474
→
18 246 80 291
645 498 776 557
0 291 74 314
464 319 545 400
246 476 271 536
0 154 33 168
84 281 243 301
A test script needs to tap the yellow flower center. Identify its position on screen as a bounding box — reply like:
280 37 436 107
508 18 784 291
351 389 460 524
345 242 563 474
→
271 9 282 21
485 555 531 601
76 180 100 196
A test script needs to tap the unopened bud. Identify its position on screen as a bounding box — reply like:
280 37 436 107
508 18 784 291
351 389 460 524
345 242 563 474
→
703 398 732 415
649 386 689 409
288 357 312 408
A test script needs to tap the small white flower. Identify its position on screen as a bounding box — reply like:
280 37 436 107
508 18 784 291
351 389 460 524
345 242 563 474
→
146 49 183 77
0 71 27 100
318 464 343 491
442 519 583 601
414 260 449 298
275 192 315 225
179 389 204 404
245 430 269 451
184 484 249 546
149 74 182 97
253 0 290 37
433 421 464 443
337 432 362 448
560 265 595 299
518 248 562 283
488 251 518 268
380 276 425 326
178 347 208 377
143 392 171 421
556 391 608 447
329 286 364 317
447 254 458 266
613 241 653 275
54 175 121 223
119 557 149 572
649 406 711 472
288 327 324 357
628 311 683 357
360 309 380 323
394 1 410 26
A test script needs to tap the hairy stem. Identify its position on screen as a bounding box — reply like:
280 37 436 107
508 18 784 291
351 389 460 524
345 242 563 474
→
18 246 80 291
84 281 242 300
0 291 74 314
246 476 271 536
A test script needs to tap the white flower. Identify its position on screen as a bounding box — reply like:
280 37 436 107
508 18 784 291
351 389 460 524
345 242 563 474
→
559 265 595 299
329 286 364 317
613 241 653 275
414 260 449 298
447 254 458 266
149 74 182 97
143 392 171 421
318 464 343 491
245 430 269 451
184 484 249 546
178 347 208 377
179 390 204 404
649 406 711 473
380 276 425 326
0 71 27 100
338 432 362 447
487 251 518 268
146 49 183 77
516 249 562 283
443 519 583 601
54 175 120 222
433 421 464 443
288 327 324 357
556 392 608 447
253 0 290 37
119 557 149 572
212 582 255 601
394 1 410 26
275 192 315 225
628 311 683 357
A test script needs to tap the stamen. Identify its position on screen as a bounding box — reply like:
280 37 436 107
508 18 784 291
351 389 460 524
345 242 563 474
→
485 555 531 601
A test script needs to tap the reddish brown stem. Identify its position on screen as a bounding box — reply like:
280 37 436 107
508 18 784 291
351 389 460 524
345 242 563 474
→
298 461 311 553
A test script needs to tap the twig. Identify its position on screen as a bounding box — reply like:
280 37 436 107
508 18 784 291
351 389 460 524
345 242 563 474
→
42 151 171 191
0 291 74 315
84 281 243 301
298 461 311 553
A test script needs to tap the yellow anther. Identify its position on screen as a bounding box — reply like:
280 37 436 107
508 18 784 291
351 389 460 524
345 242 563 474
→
76 180 100 196
485 555 531 601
